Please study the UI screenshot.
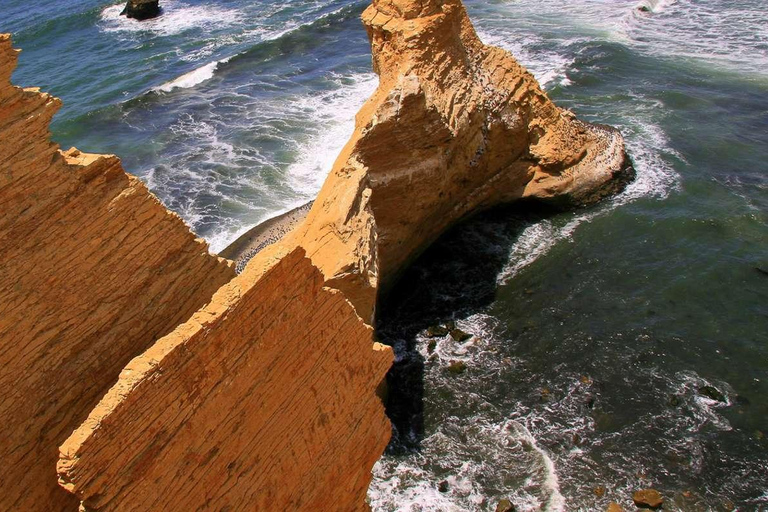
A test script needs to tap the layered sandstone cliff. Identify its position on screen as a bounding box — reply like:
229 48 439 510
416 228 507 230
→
4 0 632 509
0 34 235 511
58 248 392 511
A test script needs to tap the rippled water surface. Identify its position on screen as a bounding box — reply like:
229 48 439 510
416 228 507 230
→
3 0 767 510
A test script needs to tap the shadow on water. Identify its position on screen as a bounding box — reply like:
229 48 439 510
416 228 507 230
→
375 202 560 454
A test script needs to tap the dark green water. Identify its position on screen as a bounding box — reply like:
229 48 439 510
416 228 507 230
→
3 0 767 510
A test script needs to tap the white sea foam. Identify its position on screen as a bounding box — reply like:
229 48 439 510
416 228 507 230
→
368 418 566 511
153 57 231 92
634 0 678 14
179 72 378 253
285 72 379 198
497 111 682 284
99 0 243 38
474 0 768 76
475 28 574 88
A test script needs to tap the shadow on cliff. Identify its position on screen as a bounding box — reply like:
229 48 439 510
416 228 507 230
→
376 202 560 453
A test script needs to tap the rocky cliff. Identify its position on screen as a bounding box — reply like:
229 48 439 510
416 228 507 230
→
0 34 235 512
3 0 633 508
58 248 392 511
245 0 633 322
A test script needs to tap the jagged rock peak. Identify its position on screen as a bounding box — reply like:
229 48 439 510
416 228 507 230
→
0 33 234 512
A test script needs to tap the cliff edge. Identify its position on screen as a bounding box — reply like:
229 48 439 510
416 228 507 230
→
0 34 235 511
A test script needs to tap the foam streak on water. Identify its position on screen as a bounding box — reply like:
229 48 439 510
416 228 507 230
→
198 72 378 253
153 57 232 92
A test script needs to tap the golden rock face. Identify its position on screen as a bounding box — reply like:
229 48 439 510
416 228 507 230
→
1 0 631 508
58 248 393 512
0 33 235 512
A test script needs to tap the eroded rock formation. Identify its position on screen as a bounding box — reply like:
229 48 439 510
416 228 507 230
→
245 0 633 322
0 34 234 511
121 0 161 21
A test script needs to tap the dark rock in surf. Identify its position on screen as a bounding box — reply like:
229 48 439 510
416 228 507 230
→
633 488 664 509
438 480 449 493
698 385 726 403
121 0 161 20
450 328 472 342
447 360 467 375
427 325 449 338
495 499 516 512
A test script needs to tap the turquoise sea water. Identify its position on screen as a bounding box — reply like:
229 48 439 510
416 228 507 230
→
3 0 767 510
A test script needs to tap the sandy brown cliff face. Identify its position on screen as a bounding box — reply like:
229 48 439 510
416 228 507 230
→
0 34 235 511
57 248 392 511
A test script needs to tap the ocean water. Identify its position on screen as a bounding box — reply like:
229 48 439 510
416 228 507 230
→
3 0 767 510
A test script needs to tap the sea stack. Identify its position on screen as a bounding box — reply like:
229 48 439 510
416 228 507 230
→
120 0 161 20
245 0 634 321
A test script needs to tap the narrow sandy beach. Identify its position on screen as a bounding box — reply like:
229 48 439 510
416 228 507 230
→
220 201 313 273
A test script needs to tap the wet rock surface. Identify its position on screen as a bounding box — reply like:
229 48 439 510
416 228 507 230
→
121 0 161 20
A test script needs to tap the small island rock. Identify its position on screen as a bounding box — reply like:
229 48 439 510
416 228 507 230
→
633 488 664 509
698 385 726 403
121 0 161 20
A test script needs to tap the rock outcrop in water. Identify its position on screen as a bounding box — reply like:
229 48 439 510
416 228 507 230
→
56 0 631 508
120 0 161 20
1 0 633 508
241 0 633 322
0 34 234 511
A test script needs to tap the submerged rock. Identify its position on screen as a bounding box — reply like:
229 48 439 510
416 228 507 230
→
606 502 624 512
447 360 467 374
633 488 664 509
698 385 726 403
427 325 450 337
495 498 516 512
121 0 161 20
450 328 472 342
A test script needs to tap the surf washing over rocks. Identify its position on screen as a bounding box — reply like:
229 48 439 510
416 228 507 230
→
2 0 767 510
